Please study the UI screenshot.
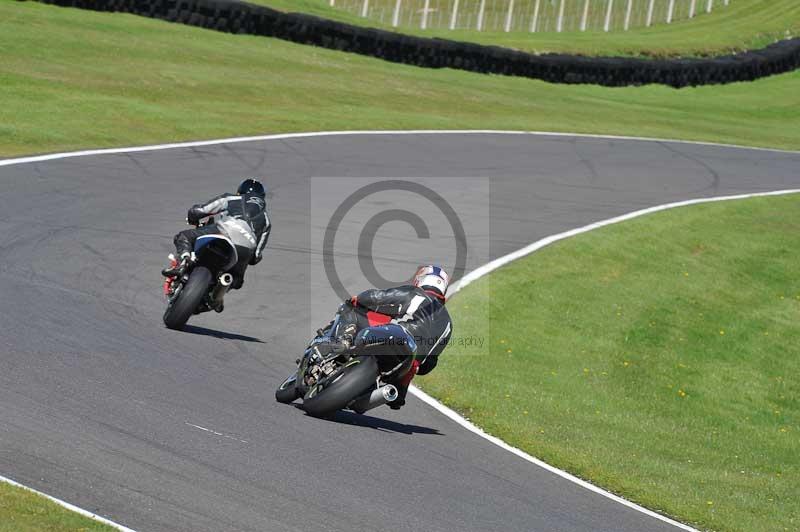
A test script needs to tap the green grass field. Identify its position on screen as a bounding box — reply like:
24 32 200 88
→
255 0 800 57
418 194 800 532
0 481 117 532
2 0 800 158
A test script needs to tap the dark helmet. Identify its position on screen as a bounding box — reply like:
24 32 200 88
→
237 178 266 199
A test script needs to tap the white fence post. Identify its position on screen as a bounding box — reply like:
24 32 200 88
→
477 0 486 30
530 0 541 31
450 0 460 29
329 0 335 6
580 0 590 31
624 0 633 30
392 0 402 26
556 0 566 32
604 0 614 31
504 0 515 32
363 0 741 32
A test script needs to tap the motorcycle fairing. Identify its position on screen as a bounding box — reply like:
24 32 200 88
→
366 311 392 327
194 234 238 273
217 216 258 250
354 324 418 377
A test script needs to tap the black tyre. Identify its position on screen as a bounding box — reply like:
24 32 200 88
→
163 266 212 330
303 356 378 418
275 374 300 404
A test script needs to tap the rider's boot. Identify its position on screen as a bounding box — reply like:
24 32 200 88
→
161 251 192 277
323 323 358 355
388 360 419 410
340 323 357 348
162 252 193 296
162 254 179 295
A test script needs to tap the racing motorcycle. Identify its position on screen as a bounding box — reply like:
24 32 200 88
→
162 222 239 330
275 308 417 417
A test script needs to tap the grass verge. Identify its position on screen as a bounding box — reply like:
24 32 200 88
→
0 480 118 532
2 1 800 158
253 0 800 57
417 194 800 532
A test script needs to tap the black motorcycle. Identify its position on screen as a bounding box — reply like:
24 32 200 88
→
162 231 237 330
275 310 417 417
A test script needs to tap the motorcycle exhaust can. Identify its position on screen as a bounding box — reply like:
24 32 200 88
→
350 384 398 414
211 273 234 307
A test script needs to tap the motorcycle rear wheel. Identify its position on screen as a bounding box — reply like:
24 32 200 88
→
163 266 212 330
303 356 378 418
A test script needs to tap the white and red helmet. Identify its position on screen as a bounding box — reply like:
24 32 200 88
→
412 265 450 299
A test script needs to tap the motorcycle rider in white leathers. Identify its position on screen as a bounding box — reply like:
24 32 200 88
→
162 178 271 291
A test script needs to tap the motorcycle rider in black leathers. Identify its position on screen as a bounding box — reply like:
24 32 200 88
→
332 265 453 410
162 178 271 293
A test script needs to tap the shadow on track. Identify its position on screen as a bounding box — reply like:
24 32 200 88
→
183 325 264 343
302 407 442 435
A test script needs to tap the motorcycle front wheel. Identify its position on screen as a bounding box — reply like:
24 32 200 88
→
302 356 378 418
275 374 301 404
163 266 212 330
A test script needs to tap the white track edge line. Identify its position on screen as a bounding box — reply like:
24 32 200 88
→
0 474 136 532
408 386 699 531
1 129 799 167
412 188 800 532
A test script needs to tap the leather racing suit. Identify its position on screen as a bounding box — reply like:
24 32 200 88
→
339 285 452 408
174 193 271 289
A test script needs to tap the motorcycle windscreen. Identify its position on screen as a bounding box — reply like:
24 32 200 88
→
194 235 238 273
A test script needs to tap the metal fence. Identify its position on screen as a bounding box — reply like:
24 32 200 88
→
328 0 731 32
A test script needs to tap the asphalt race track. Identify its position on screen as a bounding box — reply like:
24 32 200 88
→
1 133 798 532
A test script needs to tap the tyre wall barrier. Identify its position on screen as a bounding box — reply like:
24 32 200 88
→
35 0 800 87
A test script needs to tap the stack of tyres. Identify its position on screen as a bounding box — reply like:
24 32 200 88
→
34 0 800 88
